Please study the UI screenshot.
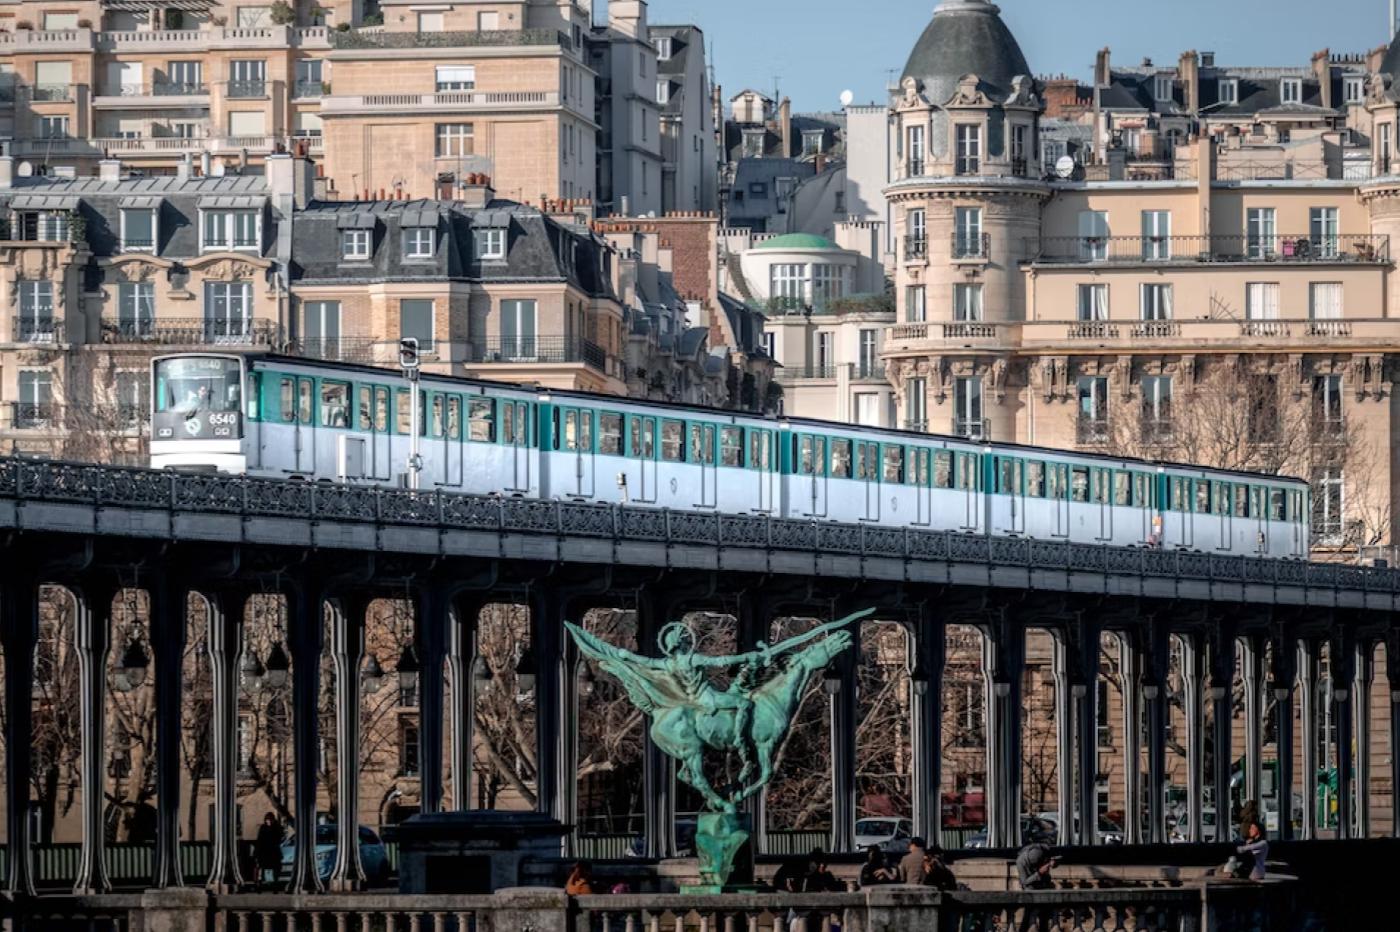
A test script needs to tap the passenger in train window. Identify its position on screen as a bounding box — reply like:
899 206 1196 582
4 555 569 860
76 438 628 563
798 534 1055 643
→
578 411 592 451
814 438 827 476
689 424 714 464
799 437 815 475
1049 464 1067 499
447 398 461 441
1093 470 1110 505
720 427 743 466
914 449 929 486
1249 487 1263 519
358 387 373 430
1027 462 1045 498
1133 474 1150 508
831 440 852 479
749 431 770 470
934 452 952 489
1269 490 1285 521
321 382 349 428
374 388 389 432
563 411 579 451
430 396 445 437
883 446 903 483
598 413 622 454
1233 486 1249 518
661 420 683 462
1071 468 1089 503
396 391 412 435
956 453 976 490
298 381 314 425
1214 484 1230 516
470 399 496 443
1195 480 1210 514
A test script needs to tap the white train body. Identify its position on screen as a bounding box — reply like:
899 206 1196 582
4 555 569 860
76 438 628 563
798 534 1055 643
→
150 354 1310 560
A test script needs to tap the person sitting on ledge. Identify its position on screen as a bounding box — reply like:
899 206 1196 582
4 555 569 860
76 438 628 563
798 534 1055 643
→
1016 843 1058 890
1237 822 1268 882
921 845 957 892
860 844 896 886
565 860 595 895
898 836 928 883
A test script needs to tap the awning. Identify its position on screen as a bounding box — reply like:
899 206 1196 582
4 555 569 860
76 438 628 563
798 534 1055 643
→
9 194 80 211
197 194 266 210
400 208 440 228
119 195 164 210
102 0 215 11
336 212 377 230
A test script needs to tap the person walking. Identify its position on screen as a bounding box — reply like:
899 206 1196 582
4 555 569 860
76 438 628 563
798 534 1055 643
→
898 836 928 884
860 845 896 886
254 813 284 891
1237 822 1268 881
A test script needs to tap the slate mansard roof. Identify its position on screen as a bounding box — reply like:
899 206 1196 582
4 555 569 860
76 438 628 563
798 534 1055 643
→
901 0 1031 103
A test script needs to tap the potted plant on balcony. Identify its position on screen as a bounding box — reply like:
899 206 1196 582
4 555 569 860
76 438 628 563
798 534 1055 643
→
269 1 295 26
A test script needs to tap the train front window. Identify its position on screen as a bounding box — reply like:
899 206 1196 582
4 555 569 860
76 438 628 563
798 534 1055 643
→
154 357 242 414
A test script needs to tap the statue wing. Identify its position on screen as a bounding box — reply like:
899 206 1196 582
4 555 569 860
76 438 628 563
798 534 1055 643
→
565 622 688 715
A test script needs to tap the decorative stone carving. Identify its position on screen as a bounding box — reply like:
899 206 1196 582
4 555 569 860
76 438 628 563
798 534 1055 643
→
899 77 930 110
1034 355 1070 403
988 357 1009 403
1349 354 1387 400
1005 75 1040 110
947 75 991 109
1179 355 1198 395
1287 354 1306 399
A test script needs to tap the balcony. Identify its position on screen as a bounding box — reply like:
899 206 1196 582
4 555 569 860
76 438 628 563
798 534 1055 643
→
93 82 210 107
328 28 569 51
286 338 382 365
11 317 64 344
224 80 269 99
464 336 610 372
854 361 886 381
11 135 303 159
952 233 990 261
903 238 928 262
954 418 990 441
293 81 329 99
1 28 95 53
26 84 75 102
319 89 557 116
1131 320 1181 339
1141 419 1174 445
1077 417 1110 444
1029 234 1389 265
1 403 61 431
99 317 279 347
775 365 836 382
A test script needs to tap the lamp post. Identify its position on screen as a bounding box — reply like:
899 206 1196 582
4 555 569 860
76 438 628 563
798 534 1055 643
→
397 643 421 697
113 635 150 693
363 654 385 695
264 643 291 690
515 647 537 694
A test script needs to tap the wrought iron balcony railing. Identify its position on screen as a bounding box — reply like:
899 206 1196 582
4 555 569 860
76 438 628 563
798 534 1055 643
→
954 418 989 441
12 317 63 343
2 402 60 430
464 336 610 372
1077 417 1111 444
99 317 279 346
953 233 991 260
904 238 928 261
1030 234 1389 265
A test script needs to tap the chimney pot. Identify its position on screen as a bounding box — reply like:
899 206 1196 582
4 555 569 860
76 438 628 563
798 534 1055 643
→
98 158 122 183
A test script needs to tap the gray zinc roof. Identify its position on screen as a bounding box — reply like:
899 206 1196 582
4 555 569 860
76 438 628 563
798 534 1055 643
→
901 0 1031 104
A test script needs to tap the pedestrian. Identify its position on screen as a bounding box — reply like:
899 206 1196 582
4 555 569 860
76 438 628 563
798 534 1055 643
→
859 844 896 887
565 860 595 894
898 836 928 884
772 854 809 893
1015 843 1057 890
1236 822 1268 881
921 845 957 892
254 813 284 891
803 850 843 892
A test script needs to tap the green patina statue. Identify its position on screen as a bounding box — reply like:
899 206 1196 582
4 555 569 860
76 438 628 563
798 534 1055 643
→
565 607 869 889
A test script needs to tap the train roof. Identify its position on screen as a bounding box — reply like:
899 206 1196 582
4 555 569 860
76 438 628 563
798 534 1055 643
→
217 353 1310 488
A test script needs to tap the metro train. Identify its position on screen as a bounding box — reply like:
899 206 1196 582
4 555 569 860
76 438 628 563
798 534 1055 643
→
149 353 1311 559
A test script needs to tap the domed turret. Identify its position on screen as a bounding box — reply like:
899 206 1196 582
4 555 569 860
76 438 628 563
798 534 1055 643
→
1381 29 1400 86
901 0 1031 103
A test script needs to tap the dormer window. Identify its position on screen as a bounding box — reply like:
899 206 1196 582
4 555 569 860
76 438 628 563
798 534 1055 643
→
655 37 673 61
955 124 981 175
1280 78 1302 104
476 227 506 260
656 80 671 105
1218 78 1239 105
120 207 157 252
743 129 764 158
403 226 435 259
201 209 259 252
803 130 824 156
341 229 370 260
1345 76 1365 104
1154 74 1174 103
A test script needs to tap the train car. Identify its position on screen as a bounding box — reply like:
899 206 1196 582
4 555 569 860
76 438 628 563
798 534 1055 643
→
150 353 1310 559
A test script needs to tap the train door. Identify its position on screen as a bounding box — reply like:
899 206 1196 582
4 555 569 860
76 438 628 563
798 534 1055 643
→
628 413 657 503
797 433 828 518
290 375 316 474
690 423 717 508
361 385 391 481
912 448 932 526
751 428 775 513
857 441 880 521
1048 463 1070 538
995 455 1025 534
503 400 532 493
957 451 980 532
1088 468 1112 541
1247 485 1267 555
439 394 464 488
560 407 596 499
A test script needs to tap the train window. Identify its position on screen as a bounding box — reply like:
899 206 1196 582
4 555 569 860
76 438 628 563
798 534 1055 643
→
831 439 852 478
1269 489 1286 521
1195 480 1210 514
430 395 445 438
1249 486 1263 519
1048 463 1068 499
298 380 314 425
396 391 412 435
447 397 461 441
1289 490 1303 523
279 377 295 423
914 448 930 486
1113 472 1130 507
628 417 654 458
814 437 827 477
1027 462 1045 498
997 458 1022 495
562 410 579 451
661 420 684 462
1071 467 1089 503
933 451 952 489
357 386 372 430
578 410 592 452
882 445 904 484
508 403 528 444
750 430 771 471
689 423 715 464
321 381 349 428
502 403 514 444
1133 473 1150 508
375 388 389 432
470 398 496 442
1214 483 1229 516
720 427 743 466
1233 485 1248 518
798 436 816 475
955 452 976 490
599 413 623 454
1092 469 1110 504
1169 477 1187 511
860 443 880 481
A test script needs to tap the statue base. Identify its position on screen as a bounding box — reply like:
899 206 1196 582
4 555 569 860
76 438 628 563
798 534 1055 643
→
682 810 754 893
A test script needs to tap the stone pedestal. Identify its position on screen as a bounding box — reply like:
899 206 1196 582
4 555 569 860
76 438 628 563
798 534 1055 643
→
396 811 569 894
139 888 209 932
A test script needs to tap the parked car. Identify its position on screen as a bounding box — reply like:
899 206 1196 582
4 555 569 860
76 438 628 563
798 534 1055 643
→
281 824 391 886
1031 812 1124 845
854 817 915 854
626 818 698 858
965 815 1057 849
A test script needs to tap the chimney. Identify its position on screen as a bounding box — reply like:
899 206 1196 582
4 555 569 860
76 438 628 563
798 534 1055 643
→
177 152 193 181
1178 50 1199 116
266 152 303 207
777 96 792 157
620 194 631 217
0 155 13 189
1201 51 1215 69
458 173 496 210
200 151 212 176
1313 50 1332 110
98 158 122 183
1094 47 1112 86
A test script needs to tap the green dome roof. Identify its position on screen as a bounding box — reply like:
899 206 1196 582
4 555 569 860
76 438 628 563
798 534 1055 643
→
753 233 839 251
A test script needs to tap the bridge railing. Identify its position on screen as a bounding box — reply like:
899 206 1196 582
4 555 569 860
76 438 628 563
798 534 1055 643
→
0 456 1391 595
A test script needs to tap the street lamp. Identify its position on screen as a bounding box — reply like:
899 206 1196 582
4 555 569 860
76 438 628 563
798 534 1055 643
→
362 654 385 694
1272 686 1291 702
822 663 842 695
471 654 492 684
240 651 266 691
113 636 149 693
515 646 537 694
397 643 421 694
909 664 930 697
1207 686 1227 702
1143 684 1161 701
578 661 596 698
264 643 291 690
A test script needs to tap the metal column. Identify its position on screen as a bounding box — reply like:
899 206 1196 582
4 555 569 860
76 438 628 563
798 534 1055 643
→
204 591 247 891
1241 636 1265 807
983 618 1025 849
530 589 570 828
737 596 769 853
829 629 859 854
1051 633 1074 846
1069 619 1100 847
1353 639 1374 839
1297 639 1320 841
1142 619 1172 845
417 585 449 815
1331 631 1356 841
287 581 326 894
1118 632 1142 846
151 579 188 889
2 580 38 896
448 597 483 812
910 606 946 849
1269 629 1297 842
73 585 114 894
1180 633 1205 843
1208 629 1237 843
328 595 367 890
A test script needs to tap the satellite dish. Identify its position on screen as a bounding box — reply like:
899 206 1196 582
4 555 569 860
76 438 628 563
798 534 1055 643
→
839 89 855 107
16 161 33 178
1055 156 1076 179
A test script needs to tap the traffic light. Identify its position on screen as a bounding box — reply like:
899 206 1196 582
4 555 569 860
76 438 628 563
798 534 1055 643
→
399 337 420 370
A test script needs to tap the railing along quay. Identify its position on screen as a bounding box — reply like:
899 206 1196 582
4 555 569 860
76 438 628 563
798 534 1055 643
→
0 457 1393 597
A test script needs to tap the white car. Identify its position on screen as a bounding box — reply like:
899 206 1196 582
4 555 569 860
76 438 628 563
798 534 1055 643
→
854 817 914 854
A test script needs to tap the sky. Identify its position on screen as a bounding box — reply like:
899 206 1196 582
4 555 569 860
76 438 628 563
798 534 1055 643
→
636 0 1393 112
